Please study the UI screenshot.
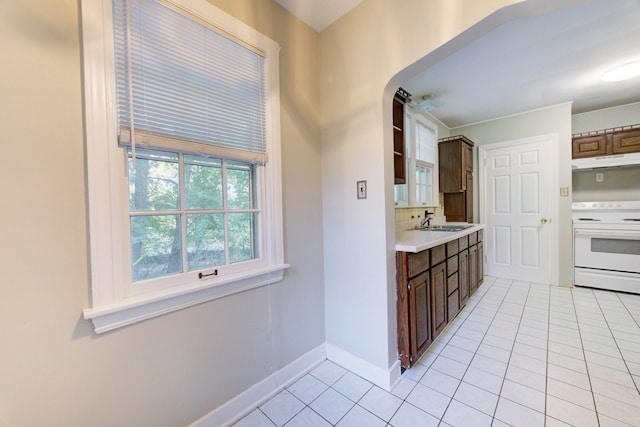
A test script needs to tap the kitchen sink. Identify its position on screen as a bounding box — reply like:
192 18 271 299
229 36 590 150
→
416 224 473 232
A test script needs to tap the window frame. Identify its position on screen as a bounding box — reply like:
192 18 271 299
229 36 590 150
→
395 110 440 208
81 0 287 334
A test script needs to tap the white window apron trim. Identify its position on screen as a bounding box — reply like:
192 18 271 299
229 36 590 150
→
83 265 288 334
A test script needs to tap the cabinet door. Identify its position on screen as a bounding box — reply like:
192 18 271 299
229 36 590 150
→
464 142 473 172
396 252 411 368
459 250 469 307
447 272 459 321
465 171 473 223
572 135 607 158
477 241 484 286
439 141 463 192
409 271 431 365
448 288 460 322
393 98 406 184
430 262 447 340
443 192 466 222
612 128 640 154
469 244 478 295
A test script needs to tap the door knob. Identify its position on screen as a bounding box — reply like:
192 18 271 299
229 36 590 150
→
540 218 549 224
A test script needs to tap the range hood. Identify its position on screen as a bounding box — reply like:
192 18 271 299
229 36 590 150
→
572 152 640 170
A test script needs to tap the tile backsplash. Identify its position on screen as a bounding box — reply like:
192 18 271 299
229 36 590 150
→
394 206 443 222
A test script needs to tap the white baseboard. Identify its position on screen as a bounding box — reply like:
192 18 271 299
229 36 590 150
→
189 344 326 427
326 343 401 392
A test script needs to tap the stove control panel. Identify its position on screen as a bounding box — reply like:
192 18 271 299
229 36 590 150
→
572 201 640 210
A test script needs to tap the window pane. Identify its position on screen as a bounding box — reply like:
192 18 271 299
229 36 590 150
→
395 184 408 205
229 213 257 263
129 149 179 211
186 214 225 270
185 155 222 210
131 215 182 281
227 161 253 209
416 164 433 205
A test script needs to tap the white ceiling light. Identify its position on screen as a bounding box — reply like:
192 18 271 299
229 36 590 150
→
411 94 441 112
602 61 640 82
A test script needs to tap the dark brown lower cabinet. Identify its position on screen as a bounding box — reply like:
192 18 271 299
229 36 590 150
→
459 249 469 306
397 251 432 368
431 262 447 340
397 229 484 369
447 272 460 321
469 244 478 295
409 270 431 364
477 241 484 286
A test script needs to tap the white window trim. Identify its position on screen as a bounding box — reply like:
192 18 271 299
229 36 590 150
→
80 0 288 334
396 110 440 208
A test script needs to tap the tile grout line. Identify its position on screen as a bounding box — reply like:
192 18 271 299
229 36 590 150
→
236 279 640 427
612 290 640 395
568 286 600 426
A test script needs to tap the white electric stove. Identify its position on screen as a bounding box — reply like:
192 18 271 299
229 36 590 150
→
572 201 640 294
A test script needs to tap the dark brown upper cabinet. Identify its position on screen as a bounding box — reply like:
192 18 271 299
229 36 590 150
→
393 88 411 185
572 126 640 159
439 135 475 223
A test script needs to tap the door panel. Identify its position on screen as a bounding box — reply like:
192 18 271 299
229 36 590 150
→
520 173 539 213
494 175 510 213
469 245 478 294
430 262 447 340
409 271 431 364
494 226 511 265
521 227 540 268
459 250 469 306
483 136 552 284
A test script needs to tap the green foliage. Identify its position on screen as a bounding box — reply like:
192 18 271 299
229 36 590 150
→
128 149 257 281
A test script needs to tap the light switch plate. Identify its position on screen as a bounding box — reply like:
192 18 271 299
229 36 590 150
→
596 172 604 182
357 180 367 199
560 187 569 197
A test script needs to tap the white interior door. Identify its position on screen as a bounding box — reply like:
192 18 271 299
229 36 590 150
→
480 135 554 284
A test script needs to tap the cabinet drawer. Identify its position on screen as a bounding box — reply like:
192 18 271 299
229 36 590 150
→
612 128 640 154
407 249 430 278
572 134 607 158
447 255 458 277
431 244 446 267
446 239 459 257
458 235 468 250
477 228 483 242
468 231 478 246
448 289 460 321
447 271 459 295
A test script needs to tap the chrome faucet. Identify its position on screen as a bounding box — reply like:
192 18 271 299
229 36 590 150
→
420 210 434 228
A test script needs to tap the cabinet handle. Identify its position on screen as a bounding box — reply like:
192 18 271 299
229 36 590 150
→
540 218 549 224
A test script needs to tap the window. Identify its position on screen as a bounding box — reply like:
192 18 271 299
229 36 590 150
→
80 0 287 333
395 111 439 207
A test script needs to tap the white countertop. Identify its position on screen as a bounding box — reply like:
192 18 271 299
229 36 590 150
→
395 224 486 253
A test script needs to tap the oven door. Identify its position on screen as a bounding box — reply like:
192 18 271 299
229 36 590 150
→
574 229 640 274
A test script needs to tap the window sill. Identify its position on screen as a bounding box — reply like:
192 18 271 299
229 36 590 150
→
83 264 290 334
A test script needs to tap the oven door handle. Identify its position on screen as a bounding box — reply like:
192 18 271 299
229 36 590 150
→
575 229 640 239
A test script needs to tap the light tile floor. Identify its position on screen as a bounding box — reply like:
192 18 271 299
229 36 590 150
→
233 277 640 426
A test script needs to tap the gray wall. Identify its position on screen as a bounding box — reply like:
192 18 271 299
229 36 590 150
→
452 103 574 286
572 102 640 202
0 1 325 425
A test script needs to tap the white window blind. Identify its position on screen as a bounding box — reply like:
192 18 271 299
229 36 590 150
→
415 121 436 164
113 0 268 164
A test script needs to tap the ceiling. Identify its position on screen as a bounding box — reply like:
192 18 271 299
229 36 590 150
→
273 0 365 32
277 0 640 129
401 0 640 128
